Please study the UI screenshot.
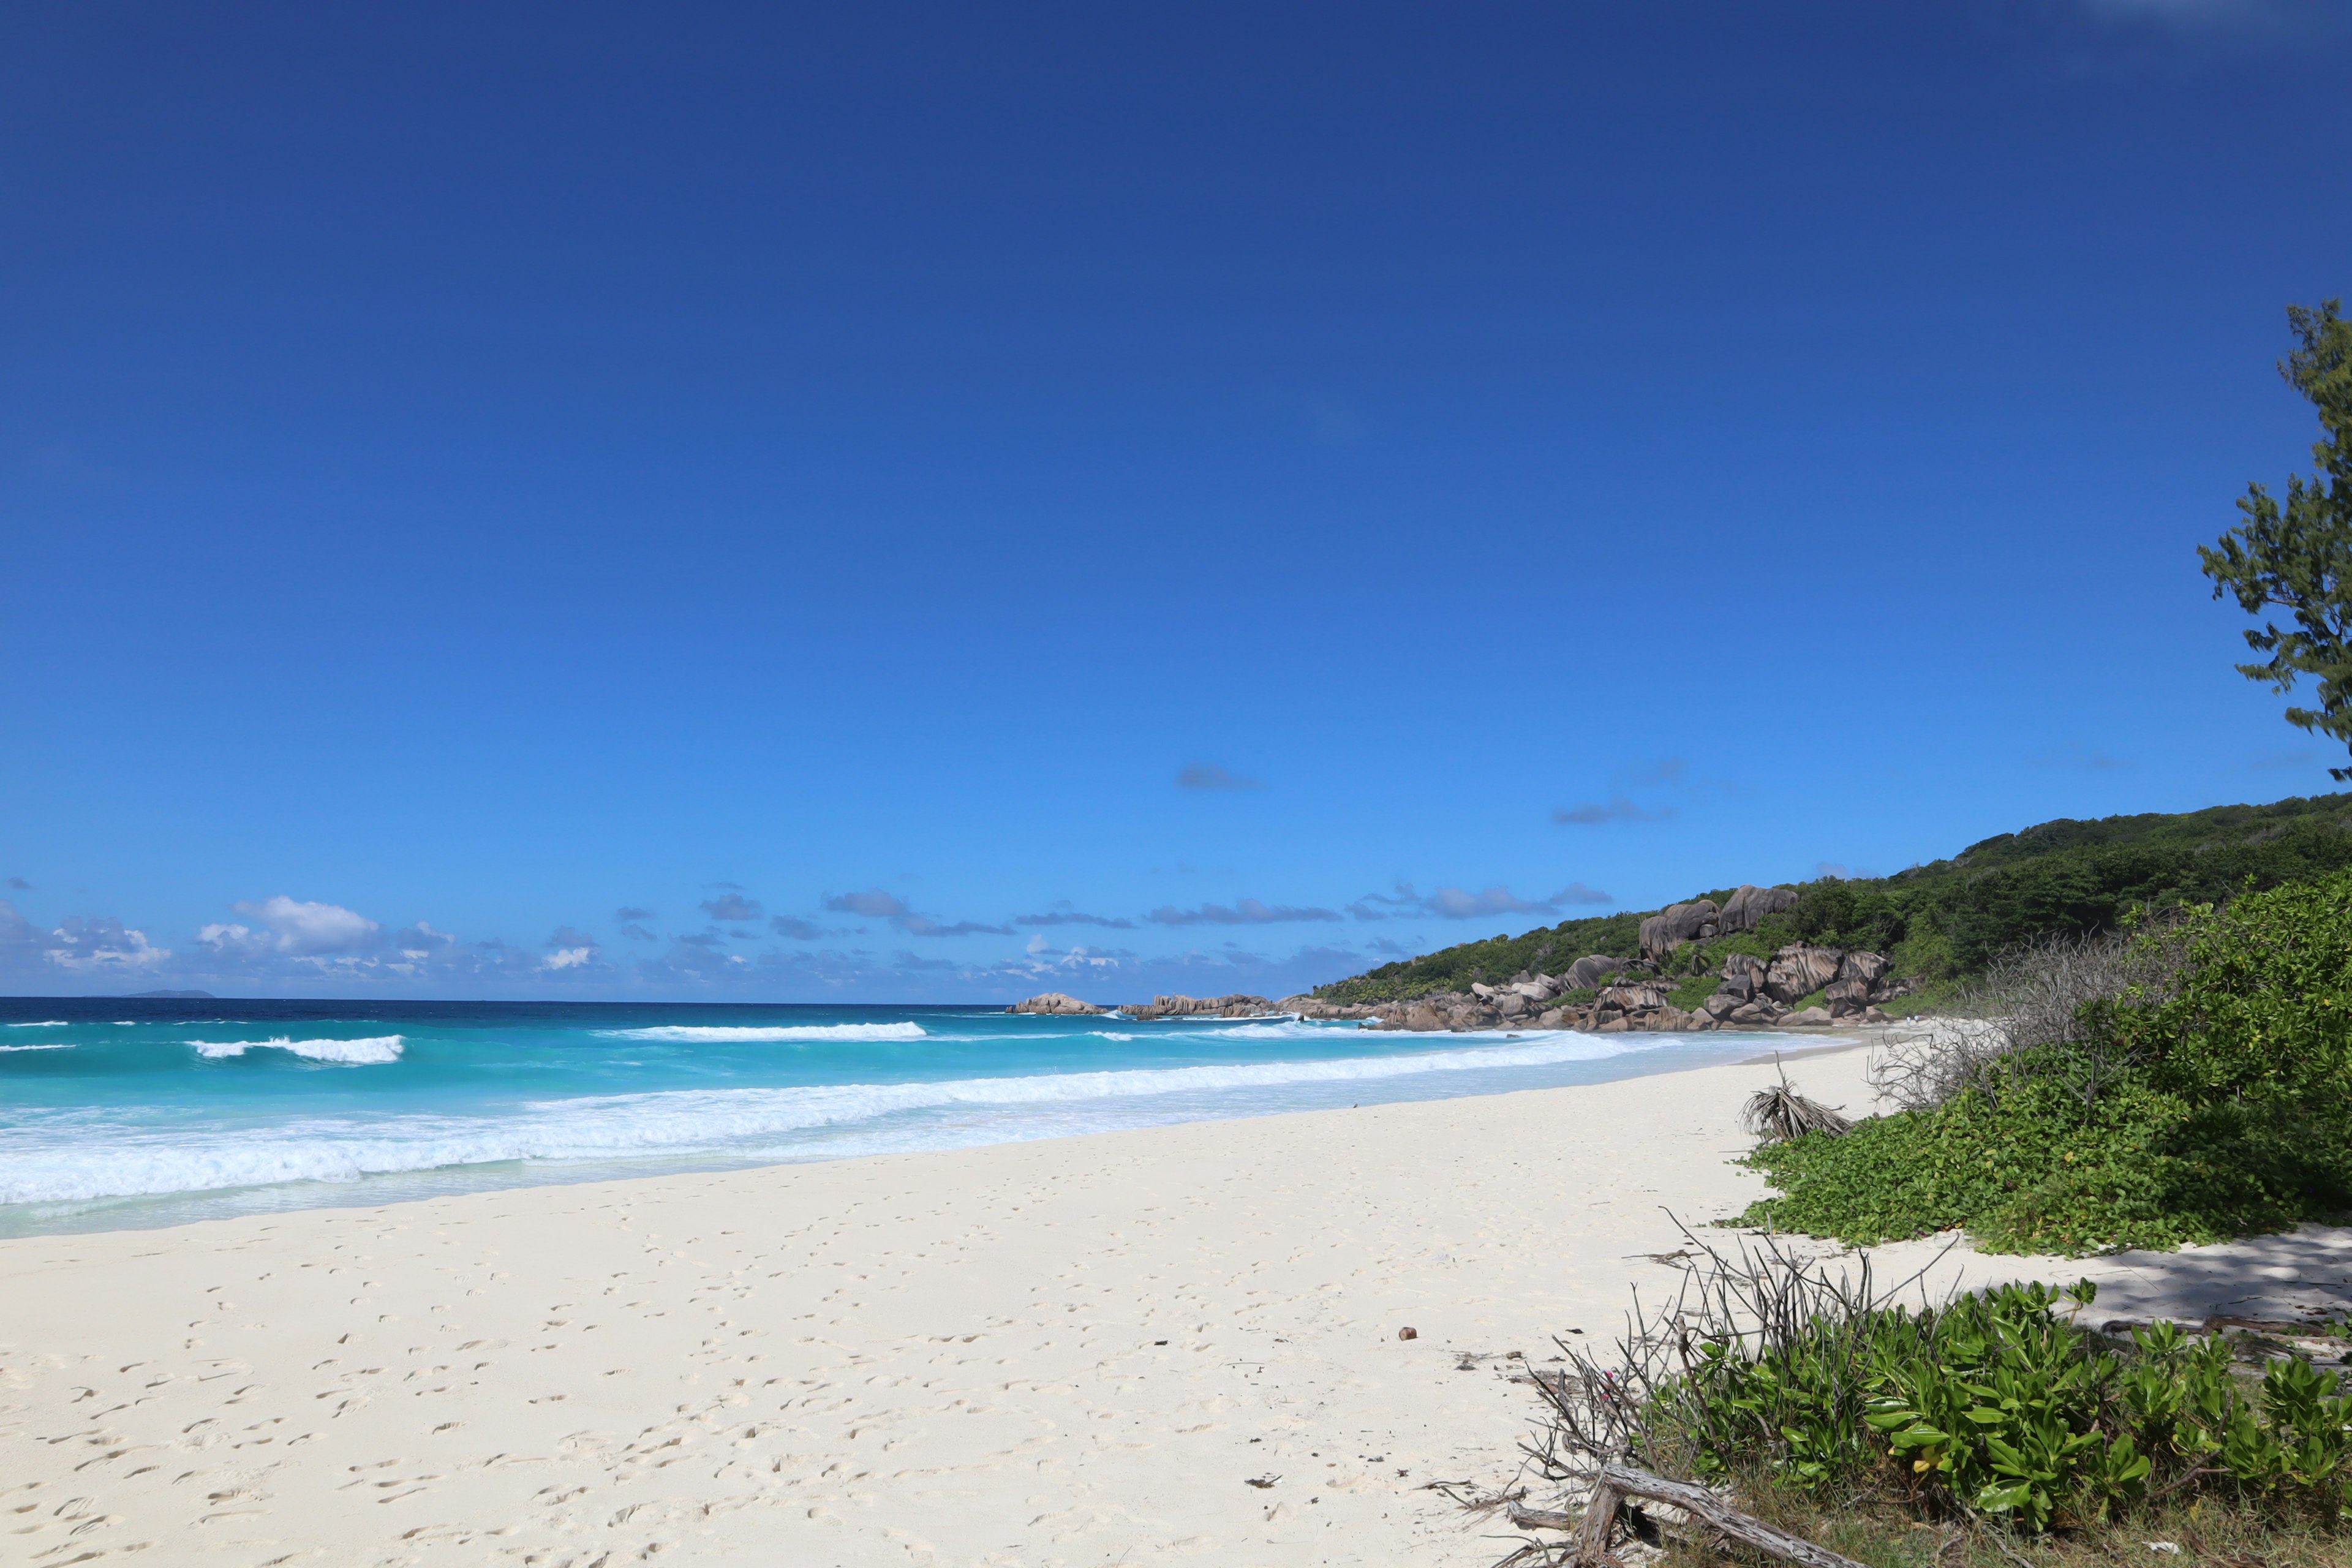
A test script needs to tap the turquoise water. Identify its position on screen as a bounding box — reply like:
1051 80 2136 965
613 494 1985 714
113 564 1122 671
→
0 997 1779 1236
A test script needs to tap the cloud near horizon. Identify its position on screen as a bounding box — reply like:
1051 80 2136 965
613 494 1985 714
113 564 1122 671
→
1013 903 1137 930
204 895 382 957
1147 897 1342 926
699 892 764 921
770 915 843 941
820 888 1009 937
19 907 172 973
824 888 912 919
897 915 1016 938
1349 881 1612 921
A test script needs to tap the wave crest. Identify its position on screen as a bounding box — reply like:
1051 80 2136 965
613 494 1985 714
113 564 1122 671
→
189 1036 405 1065
0 1031 1700 1204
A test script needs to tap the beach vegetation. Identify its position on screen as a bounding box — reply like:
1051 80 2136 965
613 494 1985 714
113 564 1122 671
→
1501 1232 2352 1568
1739 871 2352 1256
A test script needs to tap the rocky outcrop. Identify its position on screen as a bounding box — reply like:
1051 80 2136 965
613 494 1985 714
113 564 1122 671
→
1717 952 1766 1002
1281 995 1387 1020
1119 992 1277 1020
1359 970 1717 1035
1008 992 1107 1015
1718 884 1800 934
1838 950 1889 988
1638 900 1721 960
1823 977 1874 1014
1307 888 1929 1033
1565 954 1624 989
1764 944 1843 1005
1702 941 1910 1024
1634 885 1800 959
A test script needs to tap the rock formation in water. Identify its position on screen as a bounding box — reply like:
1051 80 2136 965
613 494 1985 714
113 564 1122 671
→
1007 992 1108 1015
1118 993 1280 1020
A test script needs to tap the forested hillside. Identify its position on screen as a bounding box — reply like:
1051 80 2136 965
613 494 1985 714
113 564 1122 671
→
1314 793 2352 1004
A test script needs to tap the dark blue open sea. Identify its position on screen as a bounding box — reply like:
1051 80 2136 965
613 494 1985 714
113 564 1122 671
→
0 997 1777 1237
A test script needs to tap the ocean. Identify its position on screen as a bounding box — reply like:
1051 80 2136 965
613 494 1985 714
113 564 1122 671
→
0 997 1784 1237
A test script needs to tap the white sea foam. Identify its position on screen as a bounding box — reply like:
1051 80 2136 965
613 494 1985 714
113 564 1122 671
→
7 1022 69 1028
0 1031 1716 1205
0 1044 74 1054
594 1023 929 1043
188 1036 405 1065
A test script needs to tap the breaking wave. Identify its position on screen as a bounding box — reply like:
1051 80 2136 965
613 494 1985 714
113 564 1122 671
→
189 1036 405 1065
0 1031 1683 1204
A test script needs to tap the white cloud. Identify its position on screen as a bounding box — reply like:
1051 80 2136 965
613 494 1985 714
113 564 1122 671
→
197 921 268 957
395 921 458 957
544 946 595 970
45 916 169 972
228 895 381 956
1026 932 1049 954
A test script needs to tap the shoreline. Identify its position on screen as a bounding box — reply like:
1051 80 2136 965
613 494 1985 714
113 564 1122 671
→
1 1052 1887 1566
0 1024 1904 1243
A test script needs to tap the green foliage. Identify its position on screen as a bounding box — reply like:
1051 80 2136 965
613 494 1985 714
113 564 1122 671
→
1743 871 2352 1255
1313 793 2352 1003
1313 909 1645 1004
2099 872 2352 1108
1785 879 1909 953
1743 1070 2255 1254
2201 301 2352 779
1667 973 1719 1012
1651 1280 2352 1532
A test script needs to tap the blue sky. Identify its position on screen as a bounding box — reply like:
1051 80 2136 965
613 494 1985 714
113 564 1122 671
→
5 0 2350 1001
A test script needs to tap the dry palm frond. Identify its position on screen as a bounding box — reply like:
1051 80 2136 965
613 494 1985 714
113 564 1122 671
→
1741 1063 1852 1144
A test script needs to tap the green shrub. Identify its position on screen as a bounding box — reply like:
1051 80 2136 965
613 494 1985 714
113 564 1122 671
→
1743 870 2352 1255
1649 1280 2352 1532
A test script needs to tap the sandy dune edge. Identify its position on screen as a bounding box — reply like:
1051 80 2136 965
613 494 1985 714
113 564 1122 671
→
8 1046 2304 1568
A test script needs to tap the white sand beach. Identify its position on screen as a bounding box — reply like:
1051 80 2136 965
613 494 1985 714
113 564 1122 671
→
5 1046 2345 1567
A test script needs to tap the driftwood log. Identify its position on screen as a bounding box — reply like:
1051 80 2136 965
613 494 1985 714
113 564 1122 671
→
1520 1461 1868 1568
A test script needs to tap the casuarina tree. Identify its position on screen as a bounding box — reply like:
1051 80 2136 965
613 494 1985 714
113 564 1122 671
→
2201 300 2352 777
